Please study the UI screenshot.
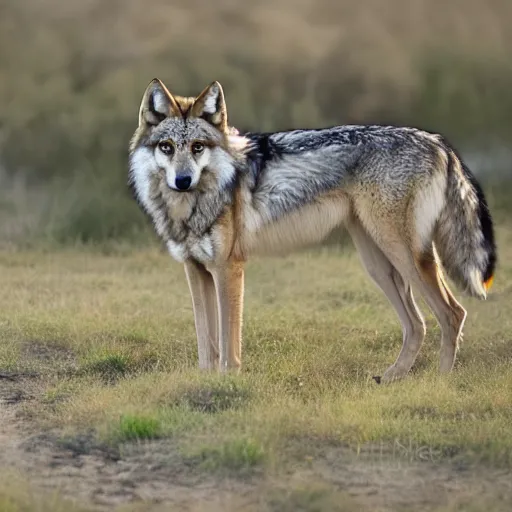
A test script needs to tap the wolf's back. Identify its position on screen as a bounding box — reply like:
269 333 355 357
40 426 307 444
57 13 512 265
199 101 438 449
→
433 142 496 299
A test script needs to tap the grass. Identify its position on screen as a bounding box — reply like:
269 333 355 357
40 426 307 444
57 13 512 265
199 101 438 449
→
0 223 511 509
191 437 266 473
0 475 90 512
115 414 162 441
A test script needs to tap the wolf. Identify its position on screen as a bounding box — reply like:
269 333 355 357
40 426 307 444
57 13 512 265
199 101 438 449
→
128 78 496 382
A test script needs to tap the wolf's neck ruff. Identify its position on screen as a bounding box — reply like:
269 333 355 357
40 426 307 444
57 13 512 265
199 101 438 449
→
146 168 234 245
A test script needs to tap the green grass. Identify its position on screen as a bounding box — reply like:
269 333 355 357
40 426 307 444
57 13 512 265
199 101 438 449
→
115 414 162 441
0 224 511 509
83 352 130 380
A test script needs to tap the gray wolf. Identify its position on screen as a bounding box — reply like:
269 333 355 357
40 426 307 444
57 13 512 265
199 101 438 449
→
128 78 496 382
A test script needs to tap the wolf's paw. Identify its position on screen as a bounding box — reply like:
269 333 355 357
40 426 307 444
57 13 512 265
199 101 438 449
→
218 360 241 375
377 364 410 384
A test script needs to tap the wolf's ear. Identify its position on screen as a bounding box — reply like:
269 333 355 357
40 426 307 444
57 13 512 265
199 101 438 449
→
191 81 228 132
138 78 181 127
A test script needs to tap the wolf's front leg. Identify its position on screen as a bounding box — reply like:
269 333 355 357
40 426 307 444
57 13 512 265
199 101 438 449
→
210 260 244 373
184 260 219 370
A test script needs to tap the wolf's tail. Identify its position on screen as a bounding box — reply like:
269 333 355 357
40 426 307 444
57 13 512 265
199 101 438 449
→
433 144 497 299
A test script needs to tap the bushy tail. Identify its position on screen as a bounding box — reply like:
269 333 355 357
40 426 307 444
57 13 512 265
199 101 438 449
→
434 145 497 299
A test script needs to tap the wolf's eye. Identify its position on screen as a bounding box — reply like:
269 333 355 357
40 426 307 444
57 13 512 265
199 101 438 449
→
158 141 174 155
191 141 205 155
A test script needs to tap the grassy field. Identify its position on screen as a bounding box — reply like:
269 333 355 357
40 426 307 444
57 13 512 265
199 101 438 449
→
2 2 512 509
0 222 511 511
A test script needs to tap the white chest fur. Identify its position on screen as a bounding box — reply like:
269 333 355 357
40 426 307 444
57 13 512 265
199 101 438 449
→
166 236 215 263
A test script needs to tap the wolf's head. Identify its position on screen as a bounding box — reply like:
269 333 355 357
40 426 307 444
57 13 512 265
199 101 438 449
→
129 79 245 205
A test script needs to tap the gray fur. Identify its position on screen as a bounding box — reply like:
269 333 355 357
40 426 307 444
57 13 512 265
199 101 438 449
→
247 144 361 222
249 125 493 296
147 117 224 148
242 126 439 221
434 153 490 296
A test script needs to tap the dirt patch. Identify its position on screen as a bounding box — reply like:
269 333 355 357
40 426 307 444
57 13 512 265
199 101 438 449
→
0 372 39 405
308 445 512 511
1 398 511 511
22 340 78 374
0 404 254 510
1 371 511 511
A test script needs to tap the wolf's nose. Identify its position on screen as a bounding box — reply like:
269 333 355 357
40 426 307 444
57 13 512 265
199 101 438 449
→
175 176 192 191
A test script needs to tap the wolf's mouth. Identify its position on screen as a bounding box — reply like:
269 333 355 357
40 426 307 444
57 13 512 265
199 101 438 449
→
170 188 193 193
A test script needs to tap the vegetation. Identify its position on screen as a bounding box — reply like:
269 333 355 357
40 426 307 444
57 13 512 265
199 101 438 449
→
0 0 511 245
0 224 511 509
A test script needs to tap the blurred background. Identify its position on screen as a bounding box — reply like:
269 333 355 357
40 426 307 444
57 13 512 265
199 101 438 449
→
0 0 511 247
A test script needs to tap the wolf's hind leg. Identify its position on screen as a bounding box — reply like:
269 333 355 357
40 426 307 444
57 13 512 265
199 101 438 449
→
184 260 219 370
367 234 466 376
348 222 426 382
414 250 467 374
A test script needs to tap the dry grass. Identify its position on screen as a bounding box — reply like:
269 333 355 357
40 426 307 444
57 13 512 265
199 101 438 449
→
0 224 511 509
0 475 89 512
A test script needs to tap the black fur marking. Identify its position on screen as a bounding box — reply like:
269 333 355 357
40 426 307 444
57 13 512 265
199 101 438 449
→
245 133 279 163
462 163 497 282
176 102 189 118
243 133 279 186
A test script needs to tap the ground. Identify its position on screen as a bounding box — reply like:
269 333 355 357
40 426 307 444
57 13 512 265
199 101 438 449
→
0 225 511 511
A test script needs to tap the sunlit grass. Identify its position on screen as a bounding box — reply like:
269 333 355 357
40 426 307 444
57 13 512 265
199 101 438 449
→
0 224 511 509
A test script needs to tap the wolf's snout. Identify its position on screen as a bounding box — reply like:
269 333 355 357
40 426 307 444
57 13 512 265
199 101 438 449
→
175 175 192 191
